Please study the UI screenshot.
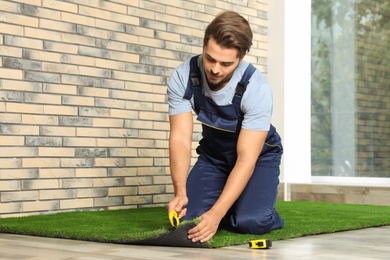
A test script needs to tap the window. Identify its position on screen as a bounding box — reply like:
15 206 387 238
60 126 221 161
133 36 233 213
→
311 0 390 177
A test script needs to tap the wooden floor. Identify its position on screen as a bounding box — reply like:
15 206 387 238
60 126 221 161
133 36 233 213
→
1 226 389 259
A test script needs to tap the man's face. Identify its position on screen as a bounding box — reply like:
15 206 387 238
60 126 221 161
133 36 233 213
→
202 37 245 91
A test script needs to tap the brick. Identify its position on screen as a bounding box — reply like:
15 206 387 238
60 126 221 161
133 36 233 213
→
0 46 23 57
38 147 75 157
63 137 97 147
76 127 109 137
0 113 21 124
77 25 108 40
109 128 138 138
95 58 126 71
42 0 78 13
39 189 76 200
0 10 39 27
110 50 139 63
1 191 38 202
96 138 126 147
22 158 60 168
0 90 23 102
153 194 172 204
0 125 39 135
22 115 58 125
43 41 78 54
76 188 108 198
79 46 110 59
79 66 111 78
24 71 61 83
138 149 166 157
22 179 59 190
0 23 24 36
93 177 124 188
110 89 138 100
124 176 152 186
92 118 124 128
60 158 94 168
24 93 62 105
43 105 78 115
0 135 24 146
6 103 43 114
0 0 21 12
108 187 138 196
125 100 153 110
61 75 103 88
23 49 61 62
59 117 92 127
75 168 107 178
94 196 123 207
108 167 137 177
78 86 109 98
127 138 154 148
3 57 41 70
61 179 93 189
61 54 95 67
40 168 75 178
2 79 42 92
154 158 169 167
0 202 22 214
43 83 77 95
0 169 38 179
5 35 43 49
61 11 95 26
138 130 167 139
0 180 20 191
137 167 165 176
61 96 94 107
0 147 37 157
79 5 111 20
138 185 164 195
40 18 77 33
96 18 125 32
23 200 60 212
60 198 94 209
0 68 23 80
25 136 62 146
153 175 172 185
153 121 169 131
39 126 76 136
79 107 110 117
110 109 138 120
125 158 154 167
99 0 127 14
124 195 152 205
95 98 126 109
63 33 97 46
94 158 125 167
75 148 107 158
42 62 78 74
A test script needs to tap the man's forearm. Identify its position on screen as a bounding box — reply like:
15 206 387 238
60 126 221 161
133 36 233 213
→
169 137 191 196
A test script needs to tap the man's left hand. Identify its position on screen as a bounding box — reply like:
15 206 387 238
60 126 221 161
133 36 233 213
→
187 210 221 243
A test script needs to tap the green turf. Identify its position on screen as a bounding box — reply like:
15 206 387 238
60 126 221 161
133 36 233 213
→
0 201 389 248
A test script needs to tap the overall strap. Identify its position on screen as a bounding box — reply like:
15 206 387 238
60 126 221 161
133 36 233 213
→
235 63 257 97
183 55 201 100
184 55 202 114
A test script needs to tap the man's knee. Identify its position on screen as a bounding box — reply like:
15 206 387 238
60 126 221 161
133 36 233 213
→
232 211 284 234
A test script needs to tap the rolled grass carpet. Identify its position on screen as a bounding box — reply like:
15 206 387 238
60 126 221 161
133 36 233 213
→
0 201 389 248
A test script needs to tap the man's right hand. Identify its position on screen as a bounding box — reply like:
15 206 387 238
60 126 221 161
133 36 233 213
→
167 195 188 219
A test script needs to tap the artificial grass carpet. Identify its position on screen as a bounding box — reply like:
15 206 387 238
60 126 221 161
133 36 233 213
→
0 201 389 248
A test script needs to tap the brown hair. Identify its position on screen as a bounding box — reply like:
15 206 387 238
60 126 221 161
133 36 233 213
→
203 11 253 58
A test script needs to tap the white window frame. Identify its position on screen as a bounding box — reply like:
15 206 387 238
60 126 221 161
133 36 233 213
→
267 0 390 196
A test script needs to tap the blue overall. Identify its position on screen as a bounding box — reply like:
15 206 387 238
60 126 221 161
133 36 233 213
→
182 55 284 234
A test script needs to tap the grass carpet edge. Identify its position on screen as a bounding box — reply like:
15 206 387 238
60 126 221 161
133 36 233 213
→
1 201 390 248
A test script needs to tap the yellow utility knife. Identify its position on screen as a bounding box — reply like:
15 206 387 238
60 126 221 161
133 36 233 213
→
169 210 180 226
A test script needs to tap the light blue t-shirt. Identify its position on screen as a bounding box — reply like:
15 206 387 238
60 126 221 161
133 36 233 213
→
167 55 273 131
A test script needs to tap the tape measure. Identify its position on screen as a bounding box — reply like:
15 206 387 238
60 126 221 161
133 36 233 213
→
249 239 272 249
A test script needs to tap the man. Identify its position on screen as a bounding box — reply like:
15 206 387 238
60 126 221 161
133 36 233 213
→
167 11 284 243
